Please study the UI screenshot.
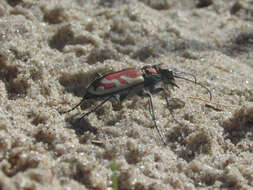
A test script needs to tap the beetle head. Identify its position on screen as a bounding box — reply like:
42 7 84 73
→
157 64 212 100
157 64 179 88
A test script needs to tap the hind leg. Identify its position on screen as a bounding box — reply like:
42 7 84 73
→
78 95 113 120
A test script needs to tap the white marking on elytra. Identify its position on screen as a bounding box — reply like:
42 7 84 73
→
88 75 144 95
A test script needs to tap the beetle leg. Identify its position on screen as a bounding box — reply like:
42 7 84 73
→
118 93 128 102
78 95 113 121
141 90 167 145
95 72 103 78
149 87 184 126
149 87 164 94
61 97 86 114
111 94 121 104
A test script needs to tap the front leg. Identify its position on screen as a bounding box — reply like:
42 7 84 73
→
139 89 167 145
148 87 184 126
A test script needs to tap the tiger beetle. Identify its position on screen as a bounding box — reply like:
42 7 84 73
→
61 64 212 145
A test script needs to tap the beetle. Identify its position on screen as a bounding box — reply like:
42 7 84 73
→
61 64 212 145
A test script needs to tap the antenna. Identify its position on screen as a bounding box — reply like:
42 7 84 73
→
174 72 212 101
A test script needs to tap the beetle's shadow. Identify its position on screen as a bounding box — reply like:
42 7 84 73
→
64 116 98 136
59 68 116 98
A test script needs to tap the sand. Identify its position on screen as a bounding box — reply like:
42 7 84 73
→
0 0 253 189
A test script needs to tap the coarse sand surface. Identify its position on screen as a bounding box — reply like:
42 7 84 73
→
0 0 253 189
